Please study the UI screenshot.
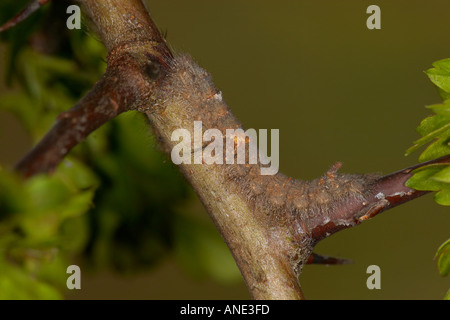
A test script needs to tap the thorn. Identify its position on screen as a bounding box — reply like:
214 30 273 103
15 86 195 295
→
306 252 353 265
326 162 342 180
0 0 50 33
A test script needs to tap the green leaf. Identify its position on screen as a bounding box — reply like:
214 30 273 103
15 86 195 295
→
427 100 450 117
417 114 450 137
434 189 450 206
445 289 450 300
56 158 99 191
0 159 97 298
419 138 450 163
0 266 62 300
431 59 450 73
405 166 447 192
0 254 62 300
24 175 72 212
426 58 450 98
405 110 450 158
406 59 450 208
432 166 450 183
435 239 450 276
406 165 450 205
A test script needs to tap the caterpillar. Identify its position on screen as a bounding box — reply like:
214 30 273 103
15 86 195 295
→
147 54 380 268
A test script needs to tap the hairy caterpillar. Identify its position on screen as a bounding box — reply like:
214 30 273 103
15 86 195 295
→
147 54 380 269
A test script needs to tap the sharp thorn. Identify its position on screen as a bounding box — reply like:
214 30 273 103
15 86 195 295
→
306 252 353 265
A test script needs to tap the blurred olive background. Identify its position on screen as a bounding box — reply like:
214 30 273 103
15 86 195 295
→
1 0 449 299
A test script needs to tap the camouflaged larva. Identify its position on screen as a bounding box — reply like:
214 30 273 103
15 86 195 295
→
155 54 381 236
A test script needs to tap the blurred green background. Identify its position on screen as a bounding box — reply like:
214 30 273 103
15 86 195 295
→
0 0 449 299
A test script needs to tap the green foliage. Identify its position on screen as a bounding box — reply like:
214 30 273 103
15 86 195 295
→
406 165 450 205
425 59 450 100
0 159 96 299
436 239 450 300
406 58 450 205
80 112 187 273
406 58 450 299
0 1 240 299
435 239 450 277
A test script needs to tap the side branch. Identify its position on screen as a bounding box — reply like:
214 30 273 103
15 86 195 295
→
310 154 450 242
14 0 171 177
15 74 124 177
363 153 450 217
0 0 50 32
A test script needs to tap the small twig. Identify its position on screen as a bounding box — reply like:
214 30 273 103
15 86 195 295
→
14 0 171 178
0 0 50 33
15 65 139 177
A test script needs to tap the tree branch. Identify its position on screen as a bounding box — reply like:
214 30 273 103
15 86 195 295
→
15 70 128 177
308 154 450 242
0 0 50 32
13 0 171 177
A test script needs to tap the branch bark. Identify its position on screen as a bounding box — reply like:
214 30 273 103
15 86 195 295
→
0 0 49 33
5 0 450 299
16 71 127 177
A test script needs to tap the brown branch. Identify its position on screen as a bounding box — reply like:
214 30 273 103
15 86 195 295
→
15 70 127 177
77 0 171 57
309 153 450 242
14 0 171 177
307 253 352 265
0 0 50 33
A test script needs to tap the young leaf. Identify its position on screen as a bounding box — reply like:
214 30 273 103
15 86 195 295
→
435 239 450 277
426 58 450 100
407 58 450 298
405 103 450 159
406 59 450 206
